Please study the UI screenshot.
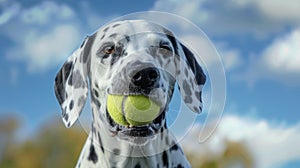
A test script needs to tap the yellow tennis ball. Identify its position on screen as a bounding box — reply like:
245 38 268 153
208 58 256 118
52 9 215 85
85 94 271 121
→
106 95 161 126
125 95 161 126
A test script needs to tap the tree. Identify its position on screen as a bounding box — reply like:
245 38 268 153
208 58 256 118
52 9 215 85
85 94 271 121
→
0 116 87 168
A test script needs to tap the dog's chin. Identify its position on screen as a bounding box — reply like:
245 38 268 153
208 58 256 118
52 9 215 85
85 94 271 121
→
106 108 165 145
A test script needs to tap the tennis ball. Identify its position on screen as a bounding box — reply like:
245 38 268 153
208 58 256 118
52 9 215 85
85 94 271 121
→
106 95 128 126
106 95 161 126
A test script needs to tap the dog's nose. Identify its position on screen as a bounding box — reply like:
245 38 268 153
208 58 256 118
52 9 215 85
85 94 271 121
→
131 67 160 89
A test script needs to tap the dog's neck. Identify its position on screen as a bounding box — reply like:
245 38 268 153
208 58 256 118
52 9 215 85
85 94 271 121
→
90 125 172 167
88 103 176 167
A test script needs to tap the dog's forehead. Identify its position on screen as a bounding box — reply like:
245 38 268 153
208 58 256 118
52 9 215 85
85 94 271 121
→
107 20 166 34
97 20 170 41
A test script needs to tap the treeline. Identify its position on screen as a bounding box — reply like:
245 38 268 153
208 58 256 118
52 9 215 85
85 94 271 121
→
0 115 254 168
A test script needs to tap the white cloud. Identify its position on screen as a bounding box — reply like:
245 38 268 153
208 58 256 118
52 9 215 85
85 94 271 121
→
245 0 300 22
152 0 300 37
261 28 300 74
236 28 300 86
0 2 20 25
151 0 300 85
20 1 75 24
181 35 242 72
7 24 81 72
1 1 114 73
182 115 300 168
217 43 243 71
180 35 219 67
2 1 84 72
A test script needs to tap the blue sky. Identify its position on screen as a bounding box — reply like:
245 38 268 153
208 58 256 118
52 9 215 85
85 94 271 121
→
1 0 300 167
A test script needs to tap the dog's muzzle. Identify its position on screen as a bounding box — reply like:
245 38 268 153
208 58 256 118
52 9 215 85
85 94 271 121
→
106 67 166 140
129 67 160 95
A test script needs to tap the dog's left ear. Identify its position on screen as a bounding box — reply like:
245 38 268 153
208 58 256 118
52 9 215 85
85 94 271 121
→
174 41 206 113
54 35 95 127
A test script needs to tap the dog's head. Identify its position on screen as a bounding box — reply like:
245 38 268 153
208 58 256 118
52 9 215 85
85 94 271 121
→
54 20 206 141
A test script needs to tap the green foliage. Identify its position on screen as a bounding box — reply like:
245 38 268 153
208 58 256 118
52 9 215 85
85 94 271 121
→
0 115 254 168
0 116 86 168
185 140 254 168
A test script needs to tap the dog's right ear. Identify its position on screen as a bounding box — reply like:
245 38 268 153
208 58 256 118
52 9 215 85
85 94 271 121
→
174 40 206 114
54 35 95 128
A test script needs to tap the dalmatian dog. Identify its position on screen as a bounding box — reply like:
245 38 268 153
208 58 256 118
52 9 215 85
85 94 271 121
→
54 20 206 168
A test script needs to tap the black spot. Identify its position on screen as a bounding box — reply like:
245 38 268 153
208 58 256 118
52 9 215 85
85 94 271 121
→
177 70 181 75
62 107 66 116
110 54 118 66
95 99 101 108
93 89 99 98
54 61 73 105
77 96 86 107
95 82 99 88
125 35 130 42
67 122 70 127
162 151 169 167
109 33 118 38
112 23 120 28
91 94 101 109
67 71 73 86
166 34 178 54
184 68 188 76
80 39 86 48
177 164 184 168
184 95 192 104
82 33 96 63
134 163 141 168
193 106 199 112
98 132 104 153
88 144 98 163
63 62 73 79
166 29 206 85
160 128 164 140
63 113 69 121
113 148 120 155
195 91 202 102
170 143 179 151
103 26 110 32
182 80 192 95
189 78 195 88
180 43 206 85
69 100 74 111
166 59 171 65
70 70 85 88
164 121 167 129
100 34 105 40
165 135 169 145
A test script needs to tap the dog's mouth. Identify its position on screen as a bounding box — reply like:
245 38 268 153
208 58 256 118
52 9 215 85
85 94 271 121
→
105 94 166 140
106 110 165 137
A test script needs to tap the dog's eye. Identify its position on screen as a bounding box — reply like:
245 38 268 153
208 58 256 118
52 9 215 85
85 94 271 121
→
104 45 115 54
